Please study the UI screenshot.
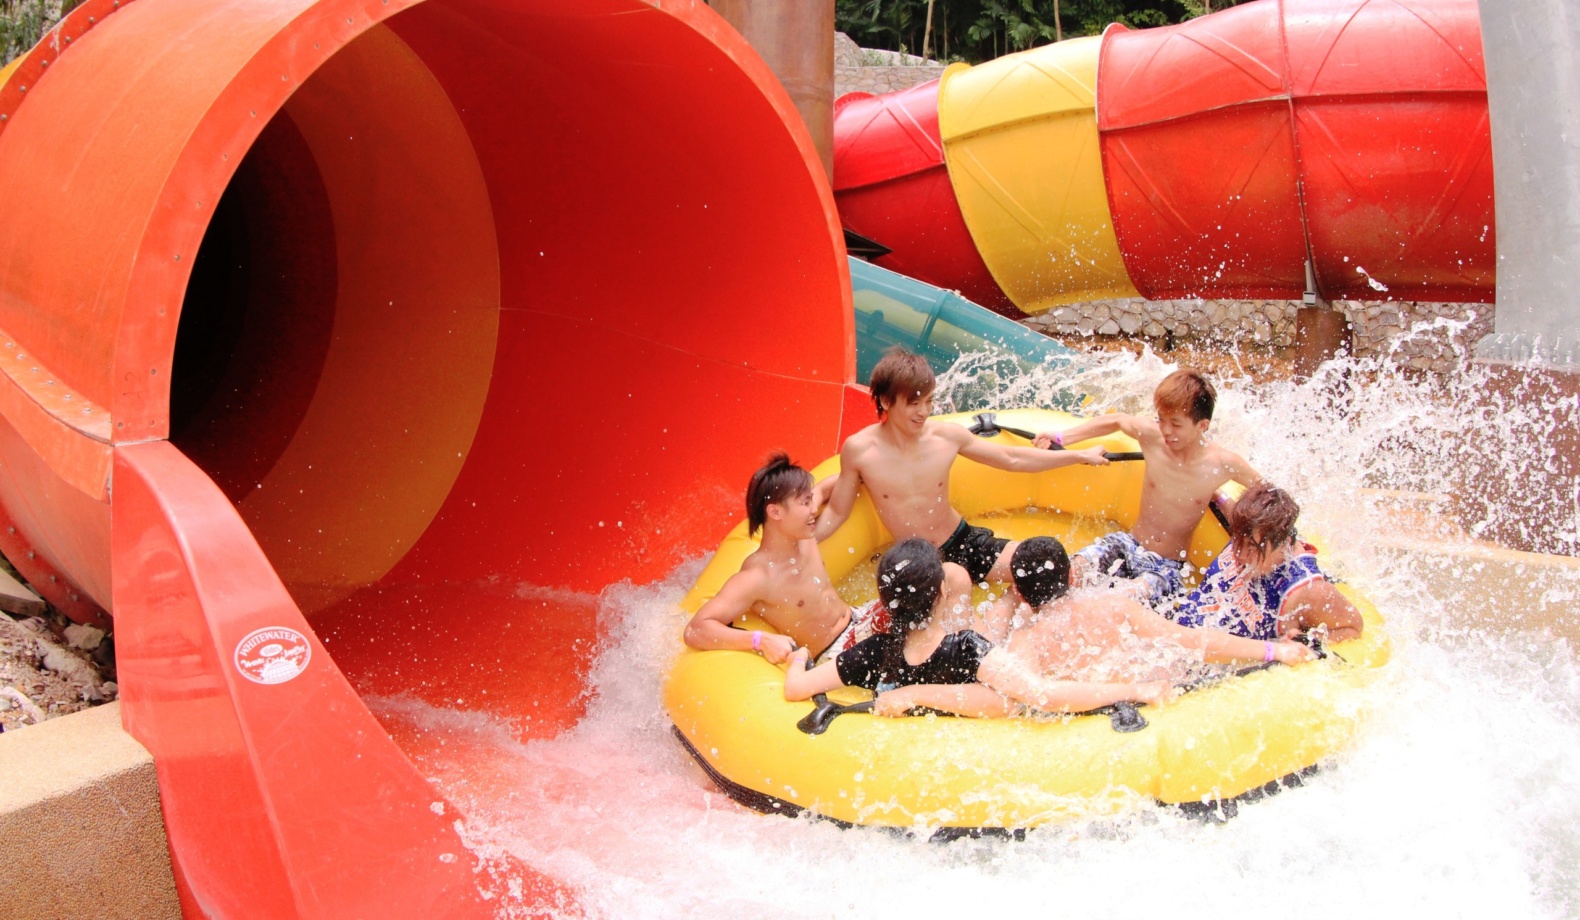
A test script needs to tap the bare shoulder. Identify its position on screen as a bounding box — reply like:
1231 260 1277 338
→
1071 590 1138 624
733 552 775 584
926 419 972 450
842 424 881 457
1205 443 1257 480
1125 415 1164 445
840 426 881 471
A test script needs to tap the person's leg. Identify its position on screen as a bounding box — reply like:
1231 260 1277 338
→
1073 532 1129 588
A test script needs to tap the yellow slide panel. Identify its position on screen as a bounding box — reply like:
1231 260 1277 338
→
938 38 1139 313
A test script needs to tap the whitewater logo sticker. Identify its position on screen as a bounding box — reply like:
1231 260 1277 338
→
234 627 312 685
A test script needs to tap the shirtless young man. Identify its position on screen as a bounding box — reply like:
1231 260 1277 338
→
684 454 969 666
815 347 1107 587
975 537 1314 711
1034 368 1259 606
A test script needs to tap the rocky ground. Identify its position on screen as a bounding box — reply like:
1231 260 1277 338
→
0 559 115 734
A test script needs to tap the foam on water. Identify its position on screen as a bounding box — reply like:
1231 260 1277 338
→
371 332 1580 919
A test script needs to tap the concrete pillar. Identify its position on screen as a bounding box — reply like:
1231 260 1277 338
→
711 0 835 179
1474 0 1580 366
1467 0 1580 554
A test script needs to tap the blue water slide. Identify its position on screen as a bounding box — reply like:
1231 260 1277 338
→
849 257 1075 409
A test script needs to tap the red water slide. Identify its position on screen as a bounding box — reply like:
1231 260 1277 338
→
833 0 1495 315
0 0 867 914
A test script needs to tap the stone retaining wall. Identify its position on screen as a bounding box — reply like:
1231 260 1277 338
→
834 32 945 97
1020 298 1494 372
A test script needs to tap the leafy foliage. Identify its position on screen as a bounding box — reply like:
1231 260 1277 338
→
2 0 82 67
837 0 1253 63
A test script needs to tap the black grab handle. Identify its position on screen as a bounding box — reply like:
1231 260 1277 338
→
969 413 1143 462
796 693 875 736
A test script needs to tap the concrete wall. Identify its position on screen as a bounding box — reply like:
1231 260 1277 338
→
0 702 179 920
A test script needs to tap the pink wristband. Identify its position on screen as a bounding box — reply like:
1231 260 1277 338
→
1264 641 1275 663
752 630 762 653
1052 431 1064 447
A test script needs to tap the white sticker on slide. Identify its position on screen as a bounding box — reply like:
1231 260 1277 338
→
234 627 312 685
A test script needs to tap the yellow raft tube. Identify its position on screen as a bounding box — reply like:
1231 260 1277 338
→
665 409 1390 829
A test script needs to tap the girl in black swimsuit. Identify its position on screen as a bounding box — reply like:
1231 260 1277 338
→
784 539 995 706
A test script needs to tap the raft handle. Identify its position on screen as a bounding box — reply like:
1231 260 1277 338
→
796 694 874 735
1107 701 1149 733
967 412 1142 462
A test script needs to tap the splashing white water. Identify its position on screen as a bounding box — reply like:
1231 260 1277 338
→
374 336 1580 919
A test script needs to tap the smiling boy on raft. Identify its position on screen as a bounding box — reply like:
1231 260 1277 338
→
1033 368 1260 607
815 347 1107 587
683 454 972 666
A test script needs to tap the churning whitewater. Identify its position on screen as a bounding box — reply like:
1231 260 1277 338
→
372 337 1580 919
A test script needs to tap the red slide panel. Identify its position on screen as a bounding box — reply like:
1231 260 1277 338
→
1287 0 1493 302
1098 3 1309 301
0 0 852 913
113 441 513 917
833 82 1017 314
1099 0 1493 304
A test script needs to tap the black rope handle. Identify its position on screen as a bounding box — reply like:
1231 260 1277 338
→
967 412 1143 462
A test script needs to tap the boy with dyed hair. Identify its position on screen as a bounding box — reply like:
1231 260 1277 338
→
1034 368 1259 606
816 347 1108 586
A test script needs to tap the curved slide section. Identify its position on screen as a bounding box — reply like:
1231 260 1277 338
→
833 0 1495 315
0 0 860 914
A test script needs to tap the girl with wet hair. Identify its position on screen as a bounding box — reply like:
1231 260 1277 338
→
1170 481 1364 644
784 538 1013 717
787 538 1186 718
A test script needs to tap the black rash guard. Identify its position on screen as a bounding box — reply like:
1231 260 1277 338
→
834 629 994 691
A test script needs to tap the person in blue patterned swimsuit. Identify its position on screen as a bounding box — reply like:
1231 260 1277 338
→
1170 482 1363 644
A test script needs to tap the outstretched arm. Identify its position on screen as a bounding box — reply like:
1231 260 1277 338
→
1034 413 1148 449
977 649 1173 712
683 571 797 663
1123 603 1313 665
1282 579 1364 643
783 648 846 701
873 683 1017 718
951 425 1109 473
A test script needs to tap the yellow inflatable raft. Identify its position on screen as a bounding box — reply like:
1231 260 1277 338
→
665 409 1389 829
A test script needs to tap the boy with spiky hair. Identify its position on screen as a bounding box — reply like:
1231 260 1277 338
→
685 453 968 665
1034 368 1260 607
816 347 1108 586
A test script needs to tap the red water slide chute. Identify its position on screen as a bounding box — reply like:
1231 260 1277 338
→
0 0 863 914
833 0 1495 313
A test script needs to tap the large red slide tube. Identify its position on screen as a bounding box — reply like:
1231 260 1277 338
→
833 0 1495 312
0 0 863 914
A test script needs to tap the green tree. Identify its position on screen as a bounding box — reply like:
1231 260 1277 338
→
2 0 83 67
836 0 1230 64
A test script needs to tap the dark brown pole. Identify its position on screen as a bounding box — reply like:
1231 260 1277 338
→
710 0 835 180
